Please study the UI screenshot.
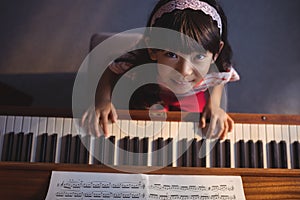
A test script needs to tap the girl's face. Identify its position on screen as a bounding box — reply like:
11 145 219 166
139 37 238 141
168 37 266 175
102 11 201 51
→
149 49 215 94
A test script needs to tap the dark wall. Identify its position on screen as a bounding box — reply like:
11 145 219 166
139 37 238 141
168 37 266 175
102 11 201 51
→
1 0 299 114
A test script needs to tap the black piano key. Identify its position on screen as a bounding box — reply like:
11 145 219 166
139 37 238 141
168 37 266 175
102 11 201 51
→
292 141 300 169
256 140 264 168
213 139 221 167
49 134 57 163
166 138 173 167
141 137 149 166
181 138 188 167
15 132 24 161
120 136 130 165
39 133 48 162
22 132 33 162
238 140 245 168
81 135 91 164
199 139 206 167
132 137 140 165
64 134 72 163
191 138 199 167
107 136 115 165
224 139 231 168
157 137 164 166
5 132 14 161
279 141 287 168
247 140 255 168
74 135 81 164
94 135 105 164
269 140 279 168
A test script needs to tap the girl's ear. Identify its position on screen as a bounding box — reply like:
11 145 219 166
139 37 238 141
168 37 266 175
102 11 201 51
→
213 41 224 62
147 49 158 61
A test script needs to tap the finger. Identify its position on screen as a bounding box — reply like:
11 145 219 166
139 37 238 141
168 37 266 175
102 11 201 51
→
93 113 101 137
81 110 88 127
110 104 118 123
227 115 234 132
219 119 228 140
213 118 225 139
100 113 109 137
200 116 206 128
207 117 217 139
87 109 94 135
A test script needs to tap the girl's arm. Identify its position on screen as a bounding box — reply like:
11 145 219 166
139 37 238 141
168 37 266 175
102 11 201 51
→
82 67 120 137
200 84 234 139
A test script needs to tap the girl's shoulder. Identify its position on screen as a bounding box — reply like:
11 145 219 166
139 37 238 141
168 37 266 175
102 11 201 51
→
109 49 153 75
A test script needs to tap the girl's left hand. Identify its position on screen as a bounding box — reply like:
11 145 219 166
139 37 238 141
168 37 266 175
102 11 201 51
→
200 105 234 139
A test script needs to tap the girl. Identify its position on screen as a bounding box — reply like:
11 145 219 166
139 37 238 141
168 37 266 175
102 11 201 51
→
82 0 240 139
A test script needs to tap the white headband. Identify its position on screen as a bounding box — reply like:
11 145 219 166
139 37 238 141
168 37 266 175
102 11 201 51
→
151 0 223 35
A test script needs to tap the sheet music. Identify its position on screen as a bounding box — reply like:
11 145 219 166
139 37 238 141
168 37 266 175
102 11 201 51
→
45 171 245 200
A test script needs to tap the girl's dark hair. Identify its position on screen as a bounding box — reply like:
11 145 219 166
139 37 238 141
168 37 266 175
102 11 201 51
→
146 0 232 72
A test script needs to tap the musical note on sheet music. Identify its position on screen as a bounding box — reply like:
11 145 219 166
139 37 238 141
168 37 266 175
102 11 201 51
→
45 172 246 200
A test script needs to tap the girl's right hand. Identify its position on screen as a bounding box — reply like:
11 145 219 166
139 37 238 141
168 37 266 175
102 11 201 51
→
81 101 118 137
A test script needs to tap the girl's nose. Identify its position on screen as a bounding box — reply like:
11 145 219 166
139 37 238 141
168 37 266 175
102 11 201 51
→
176 59 193 77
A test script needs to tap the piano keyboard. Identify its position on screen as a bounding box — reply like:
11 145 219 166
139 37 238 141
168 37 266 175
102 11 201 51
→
1 113 300 169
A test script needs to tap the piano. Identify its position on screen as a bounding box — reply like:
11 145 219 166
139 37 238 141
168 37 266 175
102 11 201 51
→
0 106 300 199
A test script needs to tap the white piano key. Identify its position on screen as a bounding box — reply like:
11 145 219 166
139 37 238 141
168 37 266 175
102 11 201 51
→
234 123 243 168
54 117 64 163
151 121 162 166
6 116 15 133
274 125 282 143
258 124 267 168
161 121 170 167
297 126 300 141
22 117 31 133
161 121 170 139
177 121 187 167
289 125 298 168
46 117 56 134
129 120 137 137
227 126 235 168
0 116 7 159
193 122 202 140
153 121 162 138
145 120 153 166
170 121 178 167
137 120 146 138
250 124 259 168
120 120 129 138
112 122 121 166
250 124 259 143
274 125 283 168
243 124 251 167
266 124 274 168
282 125 291 169
14 116 23 133
63 118 72 135
30 117 39 162
243 124 251 141
186 122 194 167
38 117 47 135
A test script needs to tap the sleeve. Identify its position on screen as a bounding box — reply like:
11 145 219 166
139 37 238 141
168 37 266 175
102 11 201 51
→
193 66 240 92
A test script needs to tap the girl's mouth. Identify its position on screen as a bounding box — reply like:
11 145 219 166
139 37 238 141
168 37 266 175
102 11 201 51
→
171 78 193 86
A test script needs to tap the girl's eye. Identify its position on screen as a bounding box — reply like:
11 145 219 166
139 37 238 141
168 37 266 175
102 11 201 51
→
195 54 205 60
165 52 178 58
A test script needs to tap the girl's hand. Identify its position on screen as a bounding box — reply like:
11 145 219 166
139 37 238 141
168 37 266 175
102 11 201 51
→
200 104 234 139
81 101 118 137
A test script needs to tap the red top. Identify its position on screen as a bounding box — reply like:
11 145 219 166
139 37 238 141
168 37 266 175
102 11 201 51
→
160 91 206 112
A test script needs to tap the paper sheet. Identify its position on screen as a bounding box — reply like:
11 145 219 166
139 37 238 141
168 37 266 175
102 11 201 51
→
45 171 245 200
